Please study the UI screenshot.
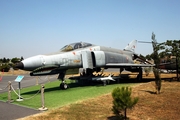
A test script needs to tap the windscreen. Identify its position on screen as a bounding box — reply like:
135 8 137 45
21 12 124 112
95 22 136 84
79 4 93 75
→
60 42 92 52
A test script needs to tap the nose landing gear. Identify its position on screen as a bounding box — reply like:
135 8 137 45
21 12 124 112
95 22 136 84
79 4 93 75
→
58 71 68 90
60 82 68 90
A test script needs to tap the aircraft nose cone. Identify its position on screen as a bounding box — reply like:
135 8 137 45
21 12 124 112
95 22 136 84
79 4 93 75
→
15 62 24 69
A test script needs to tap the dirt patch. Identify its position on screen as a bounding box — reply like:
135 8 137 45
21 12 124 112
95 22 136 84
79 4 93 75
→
129 81 180 120
18 80 180 120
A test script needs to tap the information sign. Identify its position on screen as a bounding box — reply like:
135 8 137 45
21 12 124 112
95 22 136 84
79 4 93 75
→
15 75 24 82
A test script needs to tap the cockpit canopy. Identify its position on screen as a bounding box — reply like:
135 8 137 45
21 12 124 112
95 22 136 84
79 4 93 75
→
60 42 92 52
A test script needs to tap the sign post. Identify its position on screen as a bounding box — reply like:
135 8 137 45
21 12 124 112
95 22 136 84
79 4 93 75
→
15 75 24 101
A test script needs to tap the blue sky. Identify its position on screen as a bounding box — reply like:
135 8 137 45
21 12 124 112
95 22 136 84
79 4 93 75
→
0 0 180 58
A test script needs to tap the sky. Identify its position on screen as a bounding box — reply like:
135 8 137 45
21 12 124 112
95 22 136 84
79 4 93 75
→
0 0 180 59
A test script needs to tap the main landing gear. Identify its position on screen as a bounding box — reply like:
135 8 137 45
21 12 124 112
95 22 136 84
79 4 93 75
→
136 67 142 81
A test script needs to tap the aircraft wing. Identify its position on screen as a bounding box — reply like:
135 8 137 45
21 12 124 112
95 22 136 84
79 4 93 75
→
105 63 155 68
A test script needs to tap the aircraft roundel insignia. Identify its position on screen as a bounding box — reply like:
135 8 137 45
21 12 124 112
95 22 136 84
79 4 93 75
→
72 52 76 55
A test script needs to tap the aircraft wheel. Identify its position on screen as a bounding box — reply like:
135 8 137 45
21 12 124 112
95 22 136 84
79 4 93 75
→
60 83 68 90
63 83 68 89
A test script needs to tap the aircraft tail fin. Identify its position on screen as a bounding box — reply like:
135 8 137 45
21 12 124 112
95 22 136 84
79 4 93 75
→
124 40 137 52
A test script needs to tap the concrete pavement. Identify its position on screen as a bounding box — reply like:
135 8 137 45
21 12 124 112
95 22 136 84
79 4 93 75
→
0 74 57 120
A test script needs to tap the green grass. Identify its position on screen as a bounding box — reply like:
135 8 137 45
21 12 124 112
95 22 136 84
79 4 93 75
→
0 80 136 109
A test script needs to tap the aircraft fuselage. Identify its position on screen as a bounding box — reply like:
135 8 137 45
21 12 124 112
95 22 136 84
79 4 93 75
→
19 45 134 74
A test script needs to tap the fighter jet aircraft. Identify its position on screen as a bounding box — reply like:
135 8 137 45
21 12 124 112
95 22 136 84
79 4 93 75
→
16 40 154 89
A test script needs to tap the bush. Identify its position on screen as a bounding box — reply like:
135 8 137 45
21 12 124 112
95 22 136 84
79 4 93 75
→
0 64 11 72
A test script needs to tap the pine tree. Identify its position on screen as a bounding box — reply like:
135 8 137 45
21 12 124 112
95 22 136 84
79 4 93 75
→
112 86 139 120
151 32 161 94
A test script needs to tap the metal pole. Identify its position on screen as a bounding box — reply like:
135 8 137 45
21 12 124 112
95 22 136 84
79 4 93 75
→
18 82 21 98
16 82 23 101
41 84 45 108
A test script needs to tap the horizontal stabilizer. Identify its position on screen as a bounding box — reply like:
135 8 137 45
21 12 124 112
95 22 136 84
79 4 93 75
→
105 63 155 68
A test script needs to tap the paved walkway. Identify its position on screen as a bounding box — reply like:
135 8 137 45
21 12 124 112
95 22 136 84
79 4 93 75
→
0 101 40 120
0 75 58 120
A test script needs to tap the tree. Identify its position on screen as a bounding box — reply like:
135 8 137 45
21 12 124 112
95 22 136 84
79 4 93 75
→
11 57 20 64
145 54 153 60
112 86 139 120
160 40 180 80
2 57 7 63
157 40 180 58
145 40 180 63
151 32 161 94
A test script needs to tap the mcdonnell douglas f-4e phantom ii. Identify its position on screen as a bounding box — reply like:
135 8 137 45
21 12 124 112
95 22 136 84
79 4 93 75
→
16 40 154 89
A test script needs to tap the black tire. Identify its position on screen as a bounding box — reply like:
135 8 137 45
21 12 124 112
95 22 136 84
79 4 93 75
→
63 83 68 89
60 83 68 90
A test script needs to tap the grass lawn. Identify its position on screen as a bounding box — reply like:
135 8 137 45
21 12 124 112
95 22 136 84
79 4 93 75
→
0 80 136 109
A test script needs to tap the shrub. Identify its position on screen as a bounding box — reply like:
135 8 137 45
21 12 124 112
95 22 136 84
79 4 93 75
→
0 64 11 72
